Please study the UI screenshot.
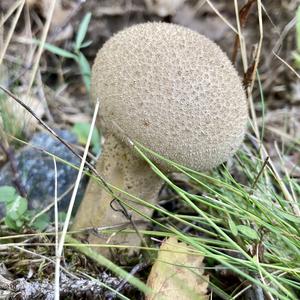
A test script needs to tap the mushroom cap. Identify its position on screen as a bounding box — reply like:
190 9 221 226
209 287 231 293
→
91 22 248 171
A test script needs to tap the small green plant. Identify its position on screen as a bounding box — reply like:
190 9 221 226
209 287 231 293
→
38 12 92 92
72 122 101 155
0 186 49 231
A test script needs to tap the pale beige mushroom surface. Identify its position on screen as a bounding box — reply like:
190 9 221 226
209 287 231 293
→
73 22 248 258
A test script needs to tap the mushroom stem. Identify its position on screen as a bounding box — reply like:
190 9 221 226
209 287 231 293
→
73 133 163 257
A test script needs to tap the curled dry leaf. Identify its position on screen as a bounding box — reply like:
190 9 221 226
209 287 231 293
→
146 237 209 300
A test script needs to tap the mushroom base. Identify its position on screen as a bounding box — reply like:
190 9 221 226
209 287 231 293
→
72 133 163 258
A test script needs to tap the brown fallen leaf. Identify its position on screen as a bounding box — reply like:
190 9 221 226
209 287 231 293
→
27 0 74 32
147 237 209 300
145 0 185 17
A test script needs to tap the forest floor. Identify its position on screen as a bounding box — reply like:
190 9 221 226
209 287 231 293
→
0 1 299 299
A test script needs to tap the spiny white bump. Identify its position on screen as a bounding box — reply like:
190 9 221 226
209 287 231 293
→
91 22 248 171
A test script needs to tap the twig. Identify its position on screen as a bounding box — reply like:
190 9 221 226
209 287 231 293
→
273 51 300 80
109 262 149 298
3 273 129 300
206 0 238 34
251 156 269 190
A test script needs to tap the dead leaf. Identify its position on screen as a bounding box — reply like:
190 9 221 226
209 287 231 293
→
146 237 209 300
173 6 230 42
145 0 185 17
27 0 74 30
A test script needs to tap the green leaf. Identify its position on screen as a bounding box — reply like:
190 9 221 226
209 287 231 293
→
277 210 300 224
80 40 92 49
32 214 50 231
15 219 24 228
58 212 67 223
293 51 300 68
6 196 28 220
42 42 77 59
0 186 16 203
75 12 92 50
22 211 33 222
228 218 238 236
77 52 91 92
4 216 18 230
237 225 258 240
71 122 101 154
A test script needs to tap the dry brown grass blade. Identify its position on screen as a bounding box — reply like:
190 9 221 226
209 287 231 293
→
232 0 256 64
249 0 263 93
273 51 300 80
0 0 23 28
26 0 57 95
0 0 25 65
206 0 238 34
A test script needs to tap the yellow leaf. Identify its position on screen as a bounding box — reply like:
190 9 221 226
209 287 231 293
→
147 237 209 300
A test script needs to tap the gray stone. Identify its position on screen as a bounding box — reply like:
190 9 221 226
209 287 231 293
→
0 130 87 219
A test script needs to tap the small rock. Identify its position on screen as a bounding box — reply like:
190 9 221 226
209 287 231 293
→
0 130 87 219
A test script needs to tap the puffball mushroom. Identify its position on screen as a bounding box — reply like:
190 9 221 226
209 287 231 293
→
73 22 248 257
